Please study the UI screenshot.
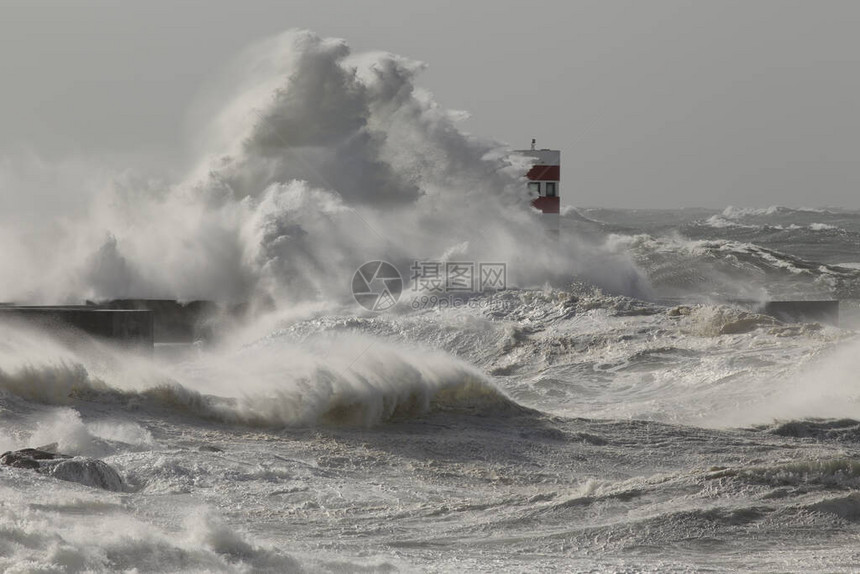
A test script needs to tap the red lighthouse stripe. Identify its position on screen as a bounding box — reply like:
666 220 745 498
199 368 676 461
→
532 196 560 214
526 165 560 181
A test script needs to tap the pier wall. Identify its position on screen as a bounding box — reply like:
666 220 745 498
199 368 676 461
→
0 307 153 348
92 299 216 343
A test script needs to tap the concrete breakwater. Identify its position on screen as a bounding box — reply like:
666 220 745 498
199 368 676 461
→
0 299 222 350
0 305 154 348
90 299 217 343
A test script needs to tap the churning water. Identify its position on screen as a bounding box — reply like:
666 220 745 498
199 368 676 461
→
3 29 860 573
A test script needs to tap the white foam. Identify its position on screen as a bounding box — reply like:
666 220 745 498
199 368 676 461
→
0 482 303 572
0 319 516 429
809 222 837 231
24 408 154 458
0 29 647 309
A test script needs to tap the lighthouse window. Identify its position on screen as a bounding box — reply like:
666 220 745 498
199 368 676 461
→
527 181 541 195
545 182 557 197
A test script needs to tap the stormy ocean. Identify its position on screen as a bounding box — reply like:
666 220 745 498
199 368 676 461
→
3 30 860 573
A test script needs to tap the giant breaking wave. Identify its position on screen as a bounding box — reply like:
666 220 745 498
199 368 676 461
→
0 29 646 310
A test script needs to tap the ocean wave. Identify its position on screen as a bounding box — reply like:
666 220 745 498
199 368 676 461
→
700 215 757 229
0 29 646 309
1 361 519 428
720 205 837 219
697 216 844 233
806 493 860 522
608 232 860 299
0 495 304 573
809 222 838 231
715 457 860 490
721 205 785 219
174 336 524 427
676 305 778 337
762 418 860 442
0 323 521 428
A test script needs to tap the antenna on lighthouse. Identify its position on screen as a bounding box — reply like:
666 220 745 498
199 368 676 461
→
531 138 536 151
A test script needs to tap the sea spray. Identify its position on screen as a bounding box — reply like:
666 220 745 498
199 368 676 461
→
0 29 647 310
0 318 517 428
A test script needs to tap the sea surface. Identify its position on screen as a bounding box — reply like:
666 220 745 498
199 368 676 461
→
4 30 860 573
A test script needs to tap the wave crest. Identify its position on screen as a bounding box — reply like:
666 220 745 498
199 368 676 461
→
0 324 519 427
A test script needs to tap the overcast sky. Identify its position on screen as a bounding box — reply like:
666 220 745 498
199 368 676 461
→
1 0 859 208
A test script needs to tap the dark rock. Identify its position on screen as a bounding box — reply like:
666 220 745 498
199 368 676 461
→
44 458 125 491
1 455 40 470
1 448 124 491
1 448 69 469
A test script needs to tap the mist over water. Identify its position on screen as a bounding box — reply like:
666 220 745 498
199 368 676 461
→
4 29 860 573
0 29 645 308
0 28 651 442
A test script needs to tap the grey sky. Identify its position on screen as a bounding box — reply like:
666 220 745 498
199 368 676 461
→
1 0 859 208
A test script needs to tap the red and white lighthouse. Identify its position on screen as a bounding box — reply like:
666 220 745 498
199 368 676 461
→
517 139 560 233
